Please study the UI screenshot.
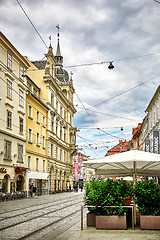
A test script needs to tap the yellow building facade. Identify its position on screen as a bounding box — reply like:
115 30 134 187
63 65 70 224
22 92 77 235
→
0 32 29 193
25 75 49 195
25 38 77 193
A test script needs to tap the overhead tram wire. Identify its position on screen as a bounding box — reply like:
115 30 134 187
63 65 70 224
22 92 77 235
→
76 106 141 122
76 71 160 114
16 0 48 50
77 134 99 157
64 52 160 69
98 128 127 141
0 74 57 129
75 91 107 155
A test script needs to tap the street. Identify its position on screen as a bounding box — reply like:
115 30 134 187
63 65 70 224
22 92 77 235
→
0 191 85 240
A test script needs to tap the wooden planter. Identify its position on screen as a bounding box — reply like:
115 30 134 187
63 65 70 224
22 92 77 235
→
96 215 127 230
140 215 160 230
87 213 96 226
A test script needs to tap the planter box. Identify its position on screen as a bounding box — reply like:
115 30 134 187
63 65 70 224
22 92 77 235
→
96 215 127 230
140 215 160 230
87 213 96 226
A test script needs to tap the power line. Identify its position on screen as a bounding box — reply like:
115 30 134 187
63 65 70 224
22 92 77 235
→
75 91 107 155
98 128 127 141
0 117 46 143
64 52 160 68
154 0 160 4
78 125 134 130
16 0 48 49
76 71 160 114
77 134 99 157
76 106 140 121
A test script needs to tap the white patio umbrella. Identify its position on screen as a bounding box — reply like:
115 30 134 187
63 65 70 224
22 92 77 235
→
83 150 160 225
83 150 160 182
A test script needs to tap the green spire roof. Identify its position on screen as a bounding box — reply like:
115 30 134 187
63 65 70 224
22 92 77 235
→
56 39 61 57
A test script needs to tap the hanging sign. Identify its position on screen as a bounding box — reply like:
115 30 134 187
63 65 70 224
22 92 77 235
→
145 140 150 152
15 167 22 174
153 130 159 154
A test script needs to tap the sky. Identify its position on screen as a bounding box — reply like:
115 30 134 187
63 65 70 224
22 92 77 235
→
1 0 160 159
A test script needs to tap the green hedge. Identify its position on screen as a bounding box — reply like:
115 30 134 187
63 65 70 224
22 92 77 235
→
84 178 133 216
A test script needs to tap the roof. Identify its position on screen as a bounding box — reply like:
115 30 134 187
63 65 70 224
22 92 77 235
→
105 140 131 156
32 60 47 69
145 85 160 112
0 31 29 68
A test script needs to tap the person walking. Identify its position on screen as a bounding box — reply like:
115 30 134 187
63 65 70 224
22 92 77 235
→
69 185 72 193
29 183 33 197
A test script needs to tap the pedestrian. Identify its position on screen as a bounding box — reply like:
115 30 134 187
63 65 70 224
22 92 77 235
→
80 184 83 192
29 183 33 197
76 184 78 192
69 185 72 193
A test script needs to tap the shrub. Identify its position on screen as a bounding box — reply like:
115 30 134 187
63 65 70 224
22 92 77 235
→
84 177 133 216
134 179 160 216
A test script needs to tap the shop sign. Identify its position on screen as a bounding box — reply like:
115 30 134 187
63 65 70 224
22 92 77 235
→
15 167 22 174
0 167 7 173
145 140 150 152
153 130 159 154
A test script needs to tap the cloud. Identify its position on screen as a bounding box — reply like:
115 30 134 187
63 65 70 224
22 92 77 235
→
1 0 160 158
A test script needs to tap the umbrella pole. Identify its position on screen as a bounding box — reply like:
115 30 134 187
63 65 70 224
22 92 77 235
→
133 169 137 226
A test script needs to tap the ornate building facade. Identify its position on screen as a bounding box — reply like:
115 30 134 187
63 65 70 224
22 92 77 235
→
26 35 77 193
0 32 29 193
141 85 160 153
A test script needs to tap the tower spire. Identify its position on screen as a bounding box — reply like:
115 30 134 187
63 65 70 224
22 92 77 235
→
55 24 63 66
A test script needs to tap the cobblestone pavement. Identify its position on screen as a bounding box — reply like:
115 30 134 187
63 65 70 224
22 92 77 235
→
0 191 85 240
0 192 160 240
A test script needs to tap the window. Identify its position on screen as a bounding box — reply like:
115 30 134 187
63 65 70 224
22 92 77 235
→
18 145 23 162
33 88 37 96
64 151 66 162
7 80 12 98
43 136 45 148
43 160 45 172
27 82 31 91
19 89 24 106
28 156 31 170
60 126 62 139
43 116 45 126
51 143 53 157
64 129 66 142
64 110 67 121
37 132 40 146
36 158 39 171
37 111 40 123
56 121 58 135
56 146 58 159
28 128 32 142
7 110 12 129
51 93 54 105
20 66 24 79
5 140 11 160
60 105 62 116
19 117 23 134
28 105 32 118
60 149 62 161
56 100 58 111
51 116 54 132
7 53 12 69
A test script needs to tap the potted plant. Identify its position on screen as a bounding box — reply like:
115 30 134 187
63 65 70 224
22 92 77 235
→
84 178 133 229
134 179 160 229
